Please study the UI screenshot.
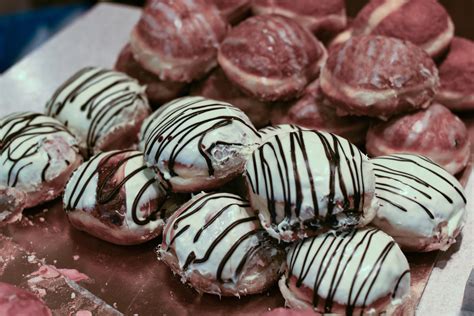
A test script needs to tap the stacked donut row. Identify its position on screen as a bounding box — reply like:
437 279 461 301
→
115 0 473 178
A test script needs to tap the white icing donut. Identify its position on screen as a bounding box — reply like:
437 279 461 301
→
371 153 467 252
258 124 306 142
45 67 151 156
0 112 82 208
159 192 284 296
64 150 180 245
245 129 377 242
140 96 261 192
280 228 410 315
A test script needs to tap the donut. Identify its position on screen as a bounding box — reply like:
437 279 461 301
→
129 0 228 82
0 187 26 226
272 80 370 145
351 0 454 58
371 154 467 252
245 128 377 242
251 0 347 40
211 0 251 25
320 35 439 120
158 192 285 296
279 228 410 315
366 103 470 175
191 68 275 128
45 67 151 157
436 37 474 111
218 15 327 102
63 150 184 245
0 112 82 209
258 124 305 142
115 44 188 109
0 282 51 316
140 96 260 193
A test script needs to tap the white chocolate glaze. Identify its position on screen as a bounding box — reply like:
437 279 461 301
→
45 67 149 156
258 124 306 141
140 96 260 190
245 129 377 241
0 112 80 194
281 228 410 314
371 153 467 251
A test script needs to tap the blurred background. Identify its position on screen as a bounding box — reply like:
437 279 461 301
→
0 0 473 73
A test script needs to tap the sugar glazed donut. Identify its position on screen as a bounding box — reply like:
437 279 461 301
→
320 35 439 120
366 103 470 175
218 15 327 102
436 37 474 111
351 0 454 58
371 154 467 252
0 112 82 209
0 282 51 316
64 150 181 245
130 0 228 82
279 228 410 315
245 128 377 242
115 44 188 109
45 67 151 157
159 192 285 296
140 96 260 193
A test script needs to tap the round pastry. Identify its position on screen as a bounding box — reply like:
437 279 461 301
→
211 0 251 25
115 44 188 109
351 0 454 58
258 124 305 142
0 186 26 227
64 150 183 245
436 37 474 111
272 80 370 145
245 129 377 242
0 112 82 209
218 15 327 102
251 0 347 40
0 282 51 316
159 192 285 296
320 35 439 120
371 154 467 252
45 67 151 157
279 228 410 315
191 68 275 128
140 96 260 193
366 103 470 175
129 0 228 82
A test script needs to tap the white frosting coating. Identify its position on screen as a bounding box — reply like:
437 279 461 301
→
45 67 149 155
0 112 80 193
64 150 166 237
160 192 265 285
258 124 306 141
284 228 410 313
245 129 376 241
371 154 467 251
140 96 260 188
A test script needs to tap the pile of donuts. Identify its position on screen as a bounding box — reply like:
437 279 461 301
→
0 0 472 315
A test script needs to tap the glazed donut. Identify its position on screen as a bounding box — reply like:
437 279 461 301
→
159 192 285 296
272 80 370 145
251 0 347 40
0 112 82 209
130 0 228 82
280 228 410 315
320 35 439 120
351 0 454 58
115 44 188 109
191 68 275 128
218 15 327 102
140 96 260 193
63 150 184 245
45 67 151 157
366 103 470 175
0 282 51 316
371 154 467 252
0 186 26 227
245 128 377 242
436 37 474 111
258 124 305 142
211 0 251 25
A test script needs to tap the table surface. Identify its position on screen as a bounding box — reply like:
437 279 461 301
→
0 3 473 315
